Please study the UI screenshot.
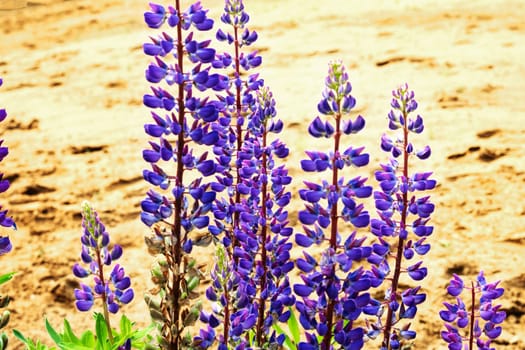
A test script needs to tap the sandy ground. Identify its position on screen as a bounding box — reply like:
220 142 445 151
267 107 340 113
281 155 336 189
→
0 0 524 349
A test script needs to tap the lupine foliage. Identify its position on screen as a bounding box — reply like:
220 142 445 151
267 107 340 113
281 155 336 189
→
368 84 436 350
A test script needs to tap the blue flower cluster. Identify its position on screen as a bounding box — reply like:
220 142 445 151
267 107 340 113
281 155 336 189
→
140 3 506 349
0 78 16 256
441 272 506 350
207 0 263 250
73 202 134 314
293 62 381 350
195 2 294 348
369 84 436 349
142 1 230 348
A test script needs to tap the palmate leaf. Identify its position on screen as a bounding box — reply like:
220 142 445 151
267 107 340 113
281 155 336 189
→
44 317 96 350
119 314 132 336
13 329 57 350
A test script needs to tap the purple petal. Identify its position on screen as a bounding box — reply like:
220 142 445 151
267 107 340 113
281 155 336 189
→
295 234 314 248
294 284 313 297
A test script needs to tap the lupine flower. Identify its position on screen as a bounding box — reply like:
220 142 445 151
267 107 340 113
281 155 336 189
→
207 0 264 250
0 78 16 256
236 87 294 347
73 202 134 343
142 2 228 349
294 61 381 350
440 272 506 350
198 1 283 348
370 84 436 349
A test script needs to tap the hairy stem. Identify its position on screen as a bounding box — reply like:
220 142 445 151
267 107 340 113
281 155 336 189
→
168 0 185 348
382 107 409 350
322 110 342 350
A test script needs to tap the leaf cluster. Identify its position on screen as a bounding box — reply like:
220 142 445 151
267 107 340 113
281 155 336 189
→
13 314 154 350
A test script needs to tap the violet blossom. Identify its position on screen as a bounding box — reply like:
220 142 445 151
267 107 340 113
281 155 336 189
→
369 84 436 350
440 272 506 350
73 202 134 343
142 1 228 348
294 61 380 350
197 1 287 348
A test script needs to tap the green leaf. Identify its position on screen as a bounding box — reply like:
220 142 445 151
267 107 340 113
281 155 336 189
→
287 307 300 345
58 341 96 350
187 276 199 291
94 314 109 349
13 330 56 350
80 331 96 347
45 318 62 346
271 323 294 350
62 318 80 344
12 329 28 344
0 273 15 286
119 315 132 337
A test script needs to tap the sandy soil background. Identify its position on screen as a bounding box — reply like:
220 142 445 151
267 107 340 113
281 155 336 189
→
0 0 524 349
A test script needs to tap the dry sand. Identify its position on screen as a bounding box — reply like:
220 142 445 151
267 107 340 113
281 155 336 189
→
0 0 524 349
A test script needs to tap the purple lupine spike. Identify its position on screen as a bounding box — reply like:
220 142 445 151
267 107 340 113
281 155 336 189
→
199 86 294 349
294 61 378 350
142 2 230 349
370 84 435 349
197 1 281 349
0 78 16 256
440 272 506 350
73 202 133 342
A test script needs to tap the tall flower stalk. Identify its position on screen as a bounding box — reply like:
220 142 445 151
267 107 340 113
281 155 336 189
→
369 84 435 349
246 87 294 347
72 202 134 344
233 87 294 347
142 2 227 348
440 272 506 350
196 1 280 348
209 0 262 255
197 90 294 348
294 62 381 349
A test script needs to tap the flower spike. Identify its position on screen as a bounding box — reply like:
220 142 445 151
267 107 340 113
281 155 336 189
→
370 84 436 349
